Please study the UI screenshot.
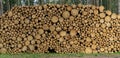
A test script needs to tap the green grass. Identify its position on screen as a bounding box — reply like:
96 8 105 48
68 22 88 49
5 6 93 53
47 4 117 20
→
0 52 119 58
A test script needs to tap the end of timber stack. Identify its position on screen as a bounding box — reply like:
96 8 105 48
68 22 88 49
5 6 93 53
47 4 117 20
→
0 4 120 54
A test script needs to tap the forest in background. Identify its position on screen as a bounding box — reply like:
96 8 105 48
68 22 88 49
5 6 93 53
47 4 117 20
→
0 0 119 15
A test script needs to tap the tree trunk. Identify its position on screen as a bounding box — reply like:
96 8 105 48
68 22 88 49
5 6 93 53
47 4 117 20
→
117 0 119 14
0 0 3 15
28 0 30 6
7 0 10 10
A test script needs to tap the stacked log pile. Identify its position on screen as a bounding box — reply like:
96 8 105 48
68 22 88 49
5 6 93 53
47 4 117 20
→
0 4 120 54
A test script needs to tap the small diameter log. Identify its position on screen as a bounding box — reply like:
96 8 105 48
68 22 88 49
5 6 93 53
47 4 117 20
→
12 37 16 41
85 47 92 54
78 4 82 8
31 40 35 45
106 10 112 16
111 13 117 19
94 10 98 15
106 22 111 27
70 29 77 36
100 48 105 52
59 17 64 22
62 11 70 19
38 29 44 35
25 40 30 46
90 32 95 38
43 4 48 9
100 19 104 23
50 26 55 32
27 35 33 41
56 27 62 32
82 11 87 16
96 23 100 27
51 16 58 23
99 6 104 12
25 19 30 24
71 4 77 8
32 15 36 19
56 4 61 8
17 37 22 41
69 16 75 21
43 24 49 30
8 11 13 17
70 41 74 45
0 44 3 48
86 37 91 42
101 24 106 28
92 5 96 10
71 9 79 16
0 48 7 53
60 31 67 37
35 34 41 39
105 16 111 22
99 13 105 18
91 45 97 49
28 45 34 51
58 37 64 42
18 44 22 48
22 46 27 51
14 20 19 24
67 6 72 11
39 6 42 10
117 15 120 19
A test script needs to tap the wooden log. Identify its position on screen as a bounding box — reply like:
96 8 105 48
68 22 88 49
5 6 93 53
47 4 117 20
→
59 31 66 37
105 16 111 22
0 44 3 48
70 29 77 36
0 48 7 53
71 9 79 16
100 19 105 23
24 19 30 24
100 48 104 52
28 45 34 51
27 35 33 41
99 13 105 18
85 47 92 54
38 29 44 35
111 13 117 19
17 37 22 41
62 11 70 19
99 6 104 12
69 16 75 21
67 6 72 11
117 15 120 19
18 44 22 48
106 10 112 16
51 16 58 23
22 46 27 51
8 11 13 17
82 11 88 16
32 15 36 19
25 40 30 46
94 9 98 15
43 24 49 30
35 34 41 39
50 26 55 32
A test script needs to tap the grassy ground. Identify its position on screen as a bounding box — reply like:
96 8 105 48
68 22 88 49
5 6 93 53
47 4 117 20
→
0 52 119 58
